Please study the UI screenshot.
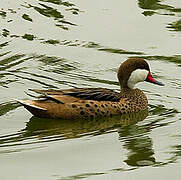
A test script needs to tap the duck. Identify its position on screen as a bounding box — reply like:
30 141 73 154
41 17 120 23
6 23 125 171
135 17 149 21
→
17 58 164 119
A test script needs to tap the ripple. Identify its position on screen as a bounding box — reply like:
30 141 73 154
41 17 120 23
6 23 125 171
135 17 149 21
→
59 172 105 180
132 55 181 66
138 0 181 17
0 101 20 116
0 0 81 41
0 41 9 49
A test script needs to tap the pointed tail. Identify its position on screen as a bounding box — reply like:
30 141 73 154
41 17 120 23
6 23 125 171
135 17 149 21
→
15 99 47 117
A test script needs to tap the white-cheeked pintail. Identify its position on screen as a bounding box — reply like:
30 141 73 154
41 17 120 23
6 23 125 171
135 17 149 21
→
17 58 164 119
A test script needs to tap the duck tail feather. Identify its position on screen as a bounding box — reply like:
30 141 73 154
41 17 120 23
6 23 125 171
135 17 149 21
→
15 99 47 111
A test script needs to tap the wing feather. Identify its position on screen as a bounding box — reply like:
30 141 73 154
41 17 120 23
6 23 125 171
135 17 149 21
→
28 88 121 102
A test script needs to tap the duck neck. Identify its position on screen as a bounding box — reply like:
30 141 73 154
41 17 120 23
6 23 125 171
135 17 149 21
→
120 88 134 97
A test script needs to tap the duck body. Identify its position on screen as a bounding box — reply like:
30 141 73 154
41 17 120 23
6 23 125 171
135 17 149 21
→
18 87 148 119
17 58 164 119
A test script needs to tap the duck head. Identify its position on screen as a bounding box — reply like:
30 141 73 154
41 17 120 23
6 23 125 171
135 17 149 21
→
117 58 164 89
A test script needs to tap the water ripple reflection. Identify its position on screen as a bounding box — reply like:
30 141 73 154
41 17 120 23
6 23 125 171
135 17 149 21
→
0 110 148 150
0 0 181 178
118 104 179 167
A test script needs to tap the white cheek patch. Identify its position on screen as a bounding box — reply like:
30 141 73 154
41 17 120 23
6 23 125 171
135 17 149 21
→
127 69 149 89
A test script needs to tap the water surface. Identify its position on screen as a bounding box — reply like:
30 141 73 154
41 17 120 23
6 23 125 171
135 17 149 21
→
0 0 181 179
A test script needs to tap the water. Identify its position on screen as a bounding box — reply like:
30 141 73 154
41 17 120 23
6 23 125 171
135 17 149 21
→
0 0 181 179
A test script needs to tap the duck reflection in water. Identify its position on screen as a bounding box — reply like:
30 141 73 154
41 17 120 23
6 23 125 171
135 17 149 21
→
25 109 148 139
26 109 155 166
118 121 155 167
0 108 157 167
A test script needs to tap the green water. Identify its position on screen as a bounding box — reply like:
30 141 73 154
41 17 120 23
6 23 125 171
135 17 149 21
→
0 0 181 179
